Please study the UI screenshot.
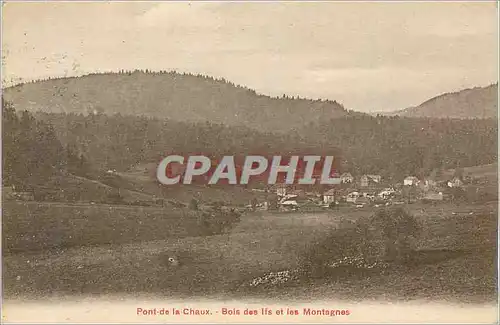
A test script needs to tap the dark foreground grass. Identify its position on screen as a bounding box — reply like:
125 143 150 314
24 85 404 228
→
2 203 497 304
235 207 498 304
2 201 239 254
234 247 497 304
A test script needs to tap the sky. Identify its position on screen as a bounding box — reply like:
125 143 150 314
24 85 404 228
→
2 1 498 112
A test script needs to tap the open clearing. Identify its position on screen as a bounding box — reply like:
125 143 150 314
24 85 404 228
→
2 201 498 304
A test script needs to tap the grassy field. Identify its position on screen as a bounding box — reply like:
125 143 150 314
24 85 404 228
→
2 201 498 304
2 201 233 254
114 167 270 206
445 163 498 181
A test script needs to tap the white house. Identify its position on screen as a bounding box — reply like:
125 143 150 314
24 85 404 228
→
367 175 382 183
360 174 382 187
279 200 299 211
404 176 420 186
340 172 354 184
280 194 298 204
272 184 288 197
322 189 336 204
346 191 360 203
378 187 395 199
447 177 464 188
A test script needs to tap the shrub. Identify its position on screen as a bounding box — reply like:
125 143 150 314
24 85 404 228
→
358 207 421 262
300 207 421 277
196 208 242 236
106 190 124 204
189 198 199 210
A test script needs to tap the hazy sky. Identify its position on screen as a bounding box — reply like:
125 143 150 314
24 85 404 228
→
2 1 498 112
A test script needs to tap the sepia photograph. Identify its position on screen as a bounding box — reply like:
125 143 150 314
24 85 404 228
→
1 1 499 323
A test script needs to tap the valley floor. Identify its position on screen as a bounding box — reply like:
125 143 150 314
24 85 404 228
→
2 202 498 304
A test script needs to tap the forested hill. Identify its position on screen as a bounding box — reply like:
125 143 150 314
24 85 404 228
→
2 98 343 189
2 93 497 192
387 83 498 119
2 71 355 133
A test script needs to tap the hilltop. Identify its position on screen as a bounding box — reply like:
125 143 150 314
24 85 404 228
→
384 84 498 119
2 71 355 133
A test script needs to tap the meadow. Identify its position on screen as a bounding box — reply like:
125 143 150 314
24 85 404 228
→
2 200 497 304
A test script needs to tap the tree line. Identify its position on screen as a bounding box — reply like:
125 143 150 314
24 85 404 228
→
3 99 497 191
2 99 91 189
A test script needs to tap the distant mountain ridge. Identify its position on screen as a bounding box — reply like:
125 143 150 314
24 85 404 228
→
2 71 356 133
384 83 498 119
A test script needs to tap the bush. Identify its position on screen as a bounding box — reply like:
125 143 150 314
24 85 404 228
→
189 198 199 210
358 207 421 262
106 190 124 204
300 207 421 277
196 208 242 236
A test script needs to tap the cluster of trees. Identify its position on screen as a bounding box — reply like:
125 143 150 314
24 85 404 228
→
33 110 498 182
301 207 420 278
196 206 242 236
33 111 342 174
300 115 497 181
2 100 91 189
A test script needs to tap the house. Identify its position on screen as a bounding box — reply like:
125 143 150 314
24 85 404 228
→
279 200 299 211
368 175 382 183
256 202 269 211
422 191 444 201
417 180 428 192
340 172 354 184
322 189 337 204
447 177 464 188
404 176 420 186
280 194 298 203
424 178 437 187
346 191 360 203
360 174 382 187
360 175 369 187
378 188 396 199
271 184 288 197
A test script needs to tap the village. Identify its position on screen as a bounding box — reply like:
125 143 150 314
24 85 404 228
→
4 167 489 212
250 170 483 212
